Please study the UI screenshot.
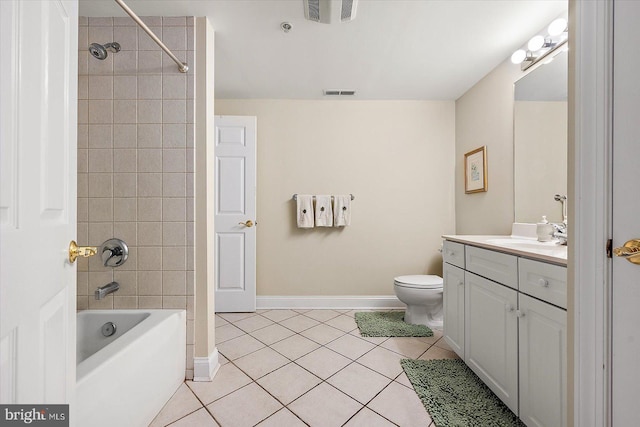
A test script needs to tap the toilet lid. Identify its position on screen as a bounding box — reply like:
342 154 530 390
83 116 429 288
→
394 275 443 289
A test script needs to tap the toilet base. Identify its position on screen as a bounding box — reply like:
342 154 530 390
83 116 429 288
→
404 304 443 329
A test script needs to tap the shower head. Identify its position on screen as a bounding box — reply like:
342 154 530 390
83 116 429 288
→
88 42 121 60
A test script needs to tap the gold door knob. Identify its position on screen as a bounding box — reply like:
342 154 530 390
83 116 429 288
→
69 240 98 263
238 220 254 228
613 239 640 265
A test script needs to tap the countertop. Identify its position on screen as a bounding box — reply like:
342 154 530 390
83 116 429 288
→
442 235 568 266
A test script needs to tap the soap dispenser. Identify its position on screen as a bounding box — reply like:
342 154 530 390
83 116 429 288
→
536 216 554 242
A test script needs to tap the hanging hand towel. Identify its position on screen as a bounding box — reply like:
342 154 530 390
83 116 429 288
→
333 195 351 227
296 195 314 228
314 195 333 227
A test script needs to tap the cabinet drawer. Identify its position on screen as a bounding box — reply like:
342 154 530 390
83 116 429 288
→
465 246 518 289
443 240 465 268
518 258 567 309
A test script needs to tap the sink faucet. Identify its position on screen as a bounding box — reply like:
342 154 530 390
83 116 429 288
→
554 194 568 225
95 281 120 300
551 223 568 245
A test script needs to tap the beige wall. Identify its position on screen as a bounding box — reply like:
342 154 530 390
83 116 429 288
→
216 100 455 296
455 61 522 235
77 16 195 378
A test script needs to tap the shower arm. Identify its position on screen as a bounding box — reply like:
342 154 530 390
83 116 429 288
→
113 0 188 73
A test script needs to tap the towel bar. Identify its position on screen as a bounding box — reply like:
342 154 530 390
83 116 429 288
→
292 194 355 201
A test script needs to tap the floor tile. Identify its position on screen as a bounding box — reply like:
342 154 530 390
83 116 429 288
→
417 345 460 360
257 362 322 405
216 334 265 360
299 323 345 345
260 309 299 322
325 334 376 360
214 314 228 326
234 347 290 380
255 408 307 427
324 314 358 332
279 314 320 333
303 309 341 322
349 329 389 345
270 334 320 360
169 407 219 427
344 407 396 427
289 382 362 427
368 382 432 427
413 328 444 345
218 354 229 365
149 383 202 427
216 312 257 323
379 337 432 358
250 323 296 345
326 362 392 405
434 336 454 351
187 364 252 405
394 371 414 389
206 383 283 427
356 347 405 379
232 314 274 333
295 347 351 379
215 323 246 344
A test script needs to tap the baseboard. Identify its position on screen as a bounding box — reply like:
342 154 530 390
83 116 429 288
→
256 295 404 310
193 348 220 382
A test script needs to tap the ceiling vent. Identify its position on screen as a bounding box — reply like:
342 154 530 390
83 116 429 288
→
304 0 358 24
323 89 356 96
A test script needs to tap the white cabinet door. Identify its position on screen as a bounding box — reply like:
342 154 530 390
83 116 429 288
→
519 294 567 427
465 272 519 414
443 262 465 358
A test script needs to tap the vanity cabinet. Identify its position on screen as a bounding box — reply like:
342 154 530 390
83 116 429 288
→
442 239 567 426
443 262 465 358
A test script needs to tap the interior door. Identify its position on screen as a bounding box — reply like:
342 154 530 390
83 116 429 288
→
0 0 78 408
611 1 640 424
213 116 257 312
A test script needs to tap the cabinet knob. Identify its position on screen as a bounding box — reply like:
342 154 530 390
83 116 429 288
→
516 310 526 318
505 304 515 312
458 281 464 286
538 278 549 287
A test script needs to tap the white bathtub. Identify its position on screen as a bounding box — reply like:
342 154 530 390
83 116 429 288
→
76 310 186 427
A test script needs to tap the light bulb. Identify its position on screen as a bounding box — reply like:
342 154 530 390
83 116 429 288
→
548 18 568 36
528 35 545 51
511 49 527 64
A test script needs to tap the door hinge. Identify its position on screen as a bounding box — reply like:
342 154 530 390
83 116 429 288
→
606 239 613 258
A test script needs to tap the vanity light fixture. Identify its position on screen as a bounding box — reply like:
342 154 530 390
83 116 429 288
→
511 17 568 71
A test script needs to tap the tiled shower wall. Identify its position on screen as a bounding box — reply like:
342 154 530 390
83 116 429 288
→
77 16 195 379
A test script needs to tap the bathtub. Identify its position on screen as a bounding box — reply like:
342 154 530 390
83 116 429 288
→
76 310 186 427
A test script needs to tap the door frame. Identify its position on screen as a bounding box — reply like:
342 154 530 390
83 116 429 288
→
571 0 613 425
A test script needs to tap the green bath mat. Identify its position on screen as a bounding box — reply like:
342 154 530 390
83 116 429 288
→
354 311 433 337
401 359 525 427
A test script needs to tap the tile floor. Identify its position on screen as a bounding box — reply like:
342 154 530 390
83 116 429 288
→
150 309 460 427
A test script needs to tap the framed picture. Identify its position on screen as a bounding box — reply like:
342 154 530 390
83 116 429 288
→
464 146 488 194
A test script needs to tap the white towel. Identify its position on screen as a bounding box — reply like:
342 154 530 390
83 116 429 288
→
296 195 314 228
333 195 351 227
314 195 333 227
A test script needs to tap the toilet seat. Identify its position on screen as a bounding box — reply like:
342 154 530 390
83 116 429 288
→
394 275 443 289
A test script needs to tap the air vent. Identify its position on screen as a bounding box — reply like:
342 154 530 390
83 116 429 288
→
304 0 358 24
323 90 356 96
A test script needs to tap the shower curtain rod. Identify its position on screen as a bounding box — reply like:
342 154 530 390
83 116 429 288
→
113 0 188 73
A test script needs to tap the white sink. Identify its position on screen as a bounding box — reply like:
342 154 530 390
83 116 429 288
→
485 238 560 249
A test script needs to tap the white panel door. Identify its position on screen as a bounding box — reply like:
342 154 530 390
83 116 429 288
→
465 272 519 415
443 262 465 358
518 294 566 427
612 1 640 424
0 0 78 409
214 116 257 312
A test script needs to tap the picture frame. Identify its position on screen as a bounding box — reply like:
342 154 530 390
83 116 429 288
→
464 146 488 194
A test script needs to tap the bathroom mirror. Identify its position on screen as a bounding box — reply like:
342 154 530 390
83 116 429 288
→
514 50 568 224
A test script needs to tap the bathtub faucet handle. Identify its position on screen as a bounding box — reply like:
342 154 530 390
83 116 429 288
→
68 240 98 263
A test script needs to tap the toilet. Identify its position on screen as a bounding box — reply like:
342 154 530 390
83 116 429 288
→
393 275 444 329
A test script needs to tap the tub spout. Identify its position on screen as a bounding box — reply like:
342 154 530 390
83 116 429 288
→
95 281 120 300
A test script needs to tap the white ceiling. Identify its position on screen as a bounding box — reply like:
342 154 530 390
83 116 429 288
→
80 0 567 100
